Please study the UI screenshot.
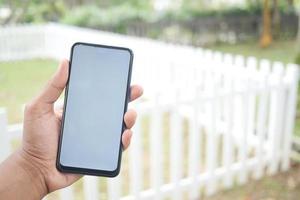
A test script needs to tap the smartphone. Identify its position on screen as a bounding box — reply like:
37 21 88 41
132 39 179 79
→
56 42 133 177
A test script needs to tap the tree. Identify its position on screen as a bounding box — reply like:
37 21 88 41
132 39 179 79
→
1 0 31 25
0 0 67 24
260 0 272 48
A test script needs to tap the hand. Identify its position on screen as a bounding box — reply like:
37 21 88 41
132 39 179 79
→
0 59 143 199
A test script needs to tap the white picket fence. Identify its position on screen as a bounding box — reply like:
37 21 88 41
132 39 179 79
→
0 23 299 199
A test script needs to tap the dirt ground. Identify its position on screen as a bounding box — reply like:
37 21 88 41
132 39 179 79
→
205 163 300 200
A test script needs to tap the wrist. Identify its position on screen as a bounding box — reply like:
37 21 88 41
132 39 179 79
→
17 149 49 198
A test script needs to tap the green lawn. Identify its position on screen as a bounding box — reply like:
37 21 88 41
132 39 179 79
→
0 59 58 123
209 39 298 64
205 163 300 200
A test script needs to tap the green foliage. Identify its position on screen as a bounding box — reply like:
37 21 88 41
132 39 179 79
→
180 6 262 19
96 0 152 10
163 3 298 22
61 5 95 27
61 4 266 28
171 0 263 21
2 0 298 27
1 0 298 44
62 3 155 31
0 0 66 24
22 1 66 23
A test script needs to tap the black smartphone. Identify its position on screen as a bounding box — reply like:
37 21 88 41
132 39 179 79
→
56 42 133 177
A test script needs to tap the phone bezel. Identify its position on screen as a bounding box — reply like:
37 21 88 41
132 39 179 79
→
56 42 133 177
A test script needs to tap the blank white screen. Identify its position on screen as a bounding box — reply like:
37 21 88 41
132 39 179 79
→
60 44 131 171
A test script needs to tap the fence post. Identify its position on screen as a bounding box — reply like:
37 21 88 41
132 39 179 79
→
59 186 74 200
170 108 183 200
243 57 257 181
129 110 142 199
281 64 299 171
108 176 121 200
222 62 234 188
83 176 99 200
253 60 270 180
0 108 10 162
150 105 163 199
234 55 248 185
246 57 257 153
188 84 201 199
267 62 284 175
205 63 218 196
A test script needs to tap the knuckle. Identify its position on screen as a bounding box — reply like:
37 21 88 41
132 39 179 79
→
24 101 37 114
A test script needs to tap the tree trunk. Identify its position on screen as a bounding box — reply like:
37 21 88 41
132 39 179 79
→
260 0 272 48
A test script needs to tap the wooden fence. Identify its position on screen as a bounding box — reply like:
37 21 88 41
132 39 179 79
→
0 24 299 199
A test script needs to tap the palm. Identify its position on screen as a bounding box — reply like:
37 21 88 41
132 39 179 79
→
22 107 81 192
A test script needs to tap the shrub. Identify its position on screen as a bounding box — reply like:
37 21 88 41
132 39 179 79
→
61 4 155 30
23 1 66 23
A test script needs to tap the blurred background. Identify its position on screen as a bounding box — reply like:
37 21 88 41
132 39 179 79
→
1 0 300 200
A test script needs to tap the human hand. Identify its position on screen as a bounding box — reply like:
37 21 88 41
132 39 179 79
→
18 59 143 197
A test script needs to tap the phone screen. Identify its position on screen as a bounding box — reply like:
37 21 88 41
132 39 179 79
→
58 43 132 174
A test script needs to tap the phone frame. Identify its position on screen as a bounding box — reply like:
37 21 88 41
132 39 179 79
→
56 42 133 177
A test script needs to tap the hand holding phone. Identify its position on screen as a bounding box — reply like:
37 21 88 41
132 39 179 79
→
57 42 138 177
15 56 142 197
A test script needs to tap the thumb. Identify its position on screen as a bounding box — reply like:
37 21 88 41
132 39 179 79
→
37 59 69 106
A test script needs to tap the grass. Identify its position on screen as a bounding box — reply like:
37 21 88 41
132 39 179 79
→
209 39 298 64
0 59 58 123
205 163 300 200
